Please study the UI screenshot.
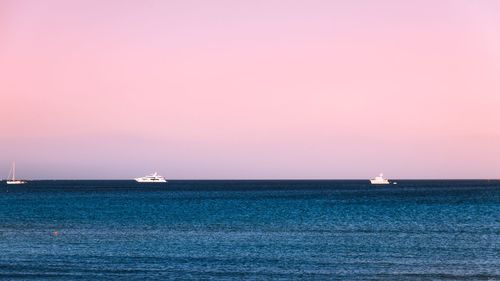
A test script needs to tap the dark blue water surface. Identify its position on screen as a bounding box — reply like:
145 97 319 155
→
0 180 499 280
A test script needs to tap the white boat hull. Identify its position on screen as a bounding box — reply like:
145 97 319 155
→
135 178 167 183
6 180 27 185
135 172 167 183
370 180 390 185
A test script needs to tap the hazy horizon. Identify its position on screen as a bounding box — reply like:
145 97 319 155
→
3 172 500 181
2 0 500 179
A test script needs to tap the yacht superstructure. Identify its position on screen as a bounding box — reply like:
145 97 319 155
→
370 173 390 185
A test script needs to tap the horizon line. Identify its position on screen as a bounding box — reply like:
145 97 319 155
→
2 178 500 181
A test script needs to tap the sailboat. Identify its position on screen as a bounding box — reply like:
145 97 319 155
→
6 162 27 185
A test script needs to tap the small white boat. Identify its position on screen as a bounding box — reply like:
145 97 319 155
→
134 172 167 183
6 162 27 185
370 173 390 185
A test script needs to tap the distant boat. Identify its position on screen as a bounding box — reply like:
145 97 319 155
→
370 173 390 185
6 162 27 185
134 172 167 183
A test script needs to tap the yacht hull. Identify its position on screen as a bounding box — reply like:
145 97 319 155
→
135 178 167 183
370 180 390 185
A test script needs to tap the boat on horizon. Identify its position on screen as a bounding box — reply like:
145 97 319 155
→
134 172 167 183
370 173 390 185
6 162 27 185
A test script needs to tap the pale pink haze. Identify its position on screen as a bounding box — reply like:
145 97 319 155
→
1 0 500 179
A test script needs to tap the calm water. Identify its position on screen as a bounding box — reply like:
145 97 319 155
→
0 180 499 280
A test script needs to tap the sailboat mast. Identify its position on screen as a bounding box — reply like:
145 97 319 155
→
12 162 15 181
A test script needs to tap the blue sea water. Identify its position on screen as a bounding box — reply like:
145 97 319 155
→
0 180 499 280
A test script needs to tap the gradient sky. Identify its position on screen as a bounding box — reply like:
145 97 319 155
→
1 0 500 179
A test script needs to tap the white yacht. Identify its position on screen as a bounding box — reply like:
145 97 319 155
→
6 162 27 185
134 172 167 183
370 173 390 185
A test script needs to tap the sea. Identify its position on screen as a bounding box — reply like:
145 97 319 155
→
0 180 499 280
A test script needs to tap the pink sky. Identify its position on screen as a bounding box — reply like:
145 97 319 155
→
1 0 500 179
